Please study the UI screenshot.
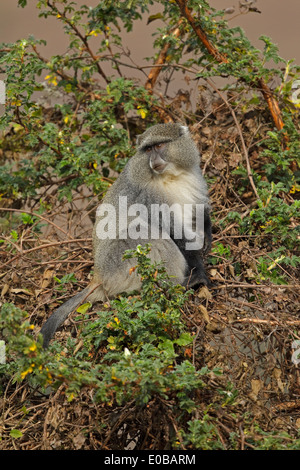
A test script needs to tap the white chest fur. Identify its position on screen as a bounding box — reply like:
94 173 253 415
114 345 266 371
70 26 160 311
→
154 166 206 206
151 167 207 249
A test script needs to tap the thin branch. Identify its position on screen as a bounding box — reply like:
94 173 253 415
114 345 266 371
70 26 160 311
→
145 19 184 91
15 106 64 159
23 238 92 256
257 77 285 132
31 44 80 87
174 0 228 63
0 208 70 237
206 77 260 200
211 283 300 289
46 0 110 84
232 318 300 326
0 238 92 270
174 0 286 135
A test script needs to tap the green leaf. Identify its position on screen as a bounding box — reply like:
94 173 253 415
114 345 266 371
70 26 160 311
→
76 302 92 314
147 13 164 24
10 429 23 439
158 338 175 357
176 332 193 346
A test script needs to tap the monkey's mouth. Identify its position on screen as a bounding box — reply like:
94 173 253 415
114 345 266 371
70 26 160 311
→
152 163 167 173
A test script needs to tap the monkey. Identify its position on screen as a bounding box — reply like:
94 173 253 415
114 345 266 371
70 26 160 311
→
40 123 212 348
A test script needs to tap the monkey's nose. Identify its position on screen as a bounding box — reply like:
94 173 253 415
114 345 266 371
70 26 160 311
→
150 154 168 173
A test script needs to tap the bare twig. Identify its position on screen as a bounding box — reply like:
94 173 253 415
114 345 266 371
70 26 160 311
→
46 0 109 84
174 0 286 135
174 0 228 63
0 238 92 270
1 208 71 238
145 19 184 91
232 318 300 326
206 78 260 200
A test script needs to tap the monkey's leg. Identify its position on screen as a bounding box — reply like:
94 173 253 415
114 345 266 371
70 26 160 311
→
98 238 188 296
151 238 188 286
180 208 212 287
203 208 212 255
172 233 210 287
182 250 211 288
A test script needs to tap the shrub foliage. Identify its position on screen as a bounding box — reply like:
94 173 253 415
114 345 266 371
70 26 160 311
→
0 0 299 450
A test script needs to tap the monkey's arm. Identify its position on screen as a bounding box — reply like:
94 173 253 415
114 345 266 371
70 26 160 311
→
173 207 212 288
203 207 212 255
40 287 91 348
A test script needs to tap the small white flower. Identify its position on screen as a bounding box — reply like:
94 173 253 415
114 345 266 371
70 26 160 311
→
124 347 131 358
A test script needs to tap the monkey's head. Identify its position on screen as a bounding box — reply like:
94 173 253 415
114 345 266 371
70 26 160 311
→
135 123 200 176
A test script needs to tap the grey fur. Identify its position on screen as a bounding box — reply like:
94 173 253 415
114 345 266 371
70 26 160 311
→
40 123 212 347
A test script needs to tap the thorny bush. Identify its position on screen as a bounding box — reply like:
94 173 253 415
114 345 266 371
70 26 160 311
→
0 0 299 450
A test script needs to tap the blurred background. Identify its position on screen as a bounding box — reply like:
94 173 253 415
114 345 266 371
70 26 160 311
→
0 0 299 67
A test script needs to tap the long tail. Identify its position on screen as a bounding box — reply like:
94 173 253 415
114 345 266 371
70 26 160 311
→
40 287 92 348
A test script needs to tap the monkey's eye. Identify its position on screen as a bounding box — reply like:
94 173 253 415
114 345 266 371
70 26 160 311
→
154 143 164 150
144 143 165 153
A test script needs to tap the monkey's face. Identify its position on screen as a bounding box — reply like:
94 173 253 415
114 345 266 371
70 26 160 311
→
137 123 200 176
145 142 169 174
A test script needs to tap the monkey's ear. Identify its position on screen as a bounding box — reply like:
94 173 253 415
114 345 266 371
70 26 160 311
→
136 134 143 147
180 125 189 136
